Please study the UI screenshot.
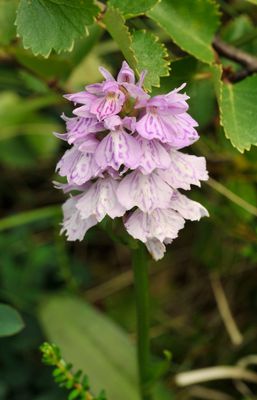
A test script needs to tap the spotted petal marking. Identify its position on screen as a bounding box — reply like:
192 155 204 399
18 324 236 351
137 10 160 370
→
117 171 174 212
158 149 208 190
76 177 126 221
125 208 185 243
56 147 101 185
95 130 142 171
136 136 171 174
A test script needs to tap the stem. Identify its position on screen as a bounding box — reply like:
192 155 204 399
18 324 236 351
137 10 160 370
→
132 243 152 400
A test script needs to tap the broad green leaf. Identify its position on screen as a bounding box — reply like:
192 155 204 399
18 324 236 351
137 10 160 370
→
209 63 222 99
0 0 18 45
0 303 24 337
39 294 141 400
108 0 159 18
188 78 216 128
246 0 257 4
15 0 100 57
147 0 220 64
103 7 138 72
220 75 257 152
131 30 170 90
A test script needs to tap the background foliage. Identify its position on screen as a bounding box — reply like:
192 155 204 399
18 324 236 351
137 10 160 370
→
1 0 257 399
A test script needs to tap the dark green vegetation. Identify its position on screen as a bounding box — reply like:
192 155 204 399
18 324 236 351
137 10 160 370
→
1 0 257 398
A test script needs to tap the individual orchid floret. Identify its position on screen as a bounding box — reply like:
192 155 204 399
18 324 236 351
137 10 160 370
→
76 177 126 222
56 141 102 186
61 196 98 241
117 171 174 213
95 115 142 171
54 61 209 261
136 86 199 148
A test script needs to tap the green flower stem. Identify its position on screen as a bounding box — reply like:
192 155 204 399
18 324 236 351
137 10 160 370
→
132 243 152 400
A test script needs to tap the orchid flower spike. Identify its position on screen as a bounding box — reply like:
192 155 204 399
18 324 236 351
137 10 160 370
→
54 61 209 261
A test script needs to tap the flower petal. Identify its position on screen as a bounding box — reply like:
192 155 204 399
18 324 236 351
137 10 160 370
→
56 147 102 185
76 177 126 221
117 61 135 84
136 136 171 174
158 149 208 190
124 208 185 242
136 110 199 147
95 130 142 171
61 196 97 241
117 171 174 212
90 91 125 121
146 239 166 261
99 66 115 81
170 191 209 220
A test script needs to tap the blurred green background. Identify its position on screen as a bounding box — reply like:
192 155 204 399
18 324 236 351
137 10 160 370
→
1 0 257 399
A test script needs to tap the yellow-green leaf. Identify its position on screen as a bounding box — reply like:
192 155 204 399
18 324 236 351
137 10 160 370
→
147 0 220 64
108 0 159 18
220 75 257 152
131 30 170 90
103 7 138 72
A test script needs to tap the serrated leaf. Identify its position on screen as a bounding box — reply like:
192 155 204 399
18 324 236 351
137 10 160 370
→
220 75 257 152
108 0 159 18
15 0 100 57
103 7 138 72
147 0 220 64
0 303 24 337
131 30 169 90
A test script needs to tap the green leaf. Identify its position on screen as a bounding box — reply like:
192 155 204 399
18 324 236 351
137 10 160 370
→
0 0 18 45
187 74 216 128
39 294 140 400
131 30 170 90
15 0 100 57
103 7 138 72
68 389 80 400
147 0 220 64
12 47 72 81
0 303 24 337
220 75 257 152
108 0 159 18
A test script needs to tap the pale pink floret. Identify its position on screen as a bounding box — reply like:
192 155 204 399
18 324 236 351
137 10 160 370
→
170 191 209 220
56 147 102 185
95 129 142 171
157 149 209 190
136 136 171 174
76 177 126 222
54 114 103 145
145 239 167 261
136 108 199 148
117 61 135 84
117 170 174 213
136 84 199 148
61 196 98 241
125 208 185 243
90 81 126 121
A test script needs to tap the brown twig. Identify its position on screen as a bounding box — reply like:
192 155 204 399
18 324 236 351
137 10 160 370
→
213 37 257 82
